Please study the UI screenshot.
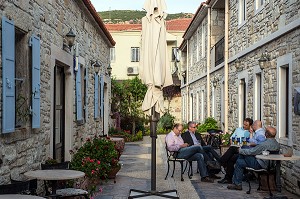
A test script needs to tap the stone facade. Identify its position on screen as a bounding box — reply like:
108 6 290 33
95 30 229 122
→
180 0 300 195
0 0 114 185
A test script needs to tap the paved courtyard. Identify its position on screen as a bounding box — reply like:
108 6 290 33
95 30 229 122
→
95 135 299 199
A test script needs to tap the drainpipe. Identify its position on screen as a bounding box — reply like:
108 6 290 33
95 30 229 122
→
224 0 229 133
206 5 211 117
186 40 190 122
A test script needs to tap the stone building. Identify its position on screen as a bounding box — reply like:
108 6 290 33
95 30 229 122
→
180 0 300 195
0 0 115 184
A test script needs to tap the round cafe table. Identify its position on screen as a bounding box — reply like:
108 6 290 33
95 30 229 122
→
256 154 300 198
24 169 85 195
0 195 45 199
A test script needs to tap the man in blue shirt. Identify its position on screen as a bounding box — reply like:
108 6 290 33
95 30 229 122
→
218 118 253 184
248 120 266 146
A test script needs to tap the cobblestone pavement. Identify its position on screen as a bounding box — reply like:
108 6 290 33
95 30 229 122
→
95 135 299 199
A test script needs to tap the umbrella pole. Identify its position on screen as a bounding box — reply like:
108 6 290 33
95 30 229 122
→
128 107 179 198
150 107 159 192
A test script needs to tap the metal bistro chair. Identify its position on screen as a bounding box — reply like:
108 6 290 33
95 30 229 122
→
245 150 280 196
0 180 36 195
206 129 223 154
41 161 89 199
10 178 38 195
164 143 191 181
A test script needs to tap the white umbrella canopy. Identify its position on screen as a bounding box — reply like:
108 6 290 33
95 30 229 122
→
140 0 173 116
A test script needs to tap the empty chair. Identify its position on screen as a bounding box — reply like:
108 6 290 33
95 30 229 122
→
41 161 89 199
0 180 33 195
10 179 38 195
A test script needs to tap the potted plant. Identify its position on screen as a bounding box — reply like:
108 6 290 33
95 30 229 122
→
70 136 120 188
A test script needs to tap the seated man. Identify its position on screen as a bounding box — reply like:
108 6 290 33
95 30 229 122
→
181 121 221 178
227 126 280 190
218 118 253 184
165 123 214 183
248 120 266 147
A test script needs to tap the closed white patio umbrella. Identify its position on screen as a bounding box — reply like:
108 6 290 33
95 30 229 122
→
129 0 178 198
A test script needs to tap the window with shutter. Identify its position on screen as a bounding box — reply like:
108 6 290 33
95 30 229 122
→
2 17 15 133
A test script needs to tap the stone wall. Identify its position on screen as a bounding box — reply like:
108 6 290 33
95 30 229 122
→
0 0 112 184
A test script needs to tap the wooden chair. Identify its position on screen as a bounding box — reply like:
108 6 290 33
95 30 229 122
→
164 144 191 181
0 180 34 195
245 151 279 195
41 161 89 199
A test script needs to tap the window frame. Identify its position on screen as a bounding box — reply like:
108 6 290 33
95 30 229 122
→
131 47 140 62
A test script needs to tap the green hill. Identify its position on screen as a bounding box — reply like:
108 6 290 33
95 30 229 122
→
98 10 192 24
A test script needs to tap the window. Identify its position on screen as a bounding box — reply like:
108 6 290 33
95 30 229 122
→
190 93 194 121
238 79 246 126
201 90 204 122
15 29 31 128
238 0 246 25
110 47 115 62
201 22 205 58
253 73 262 120
196 92 199 121
212 86 216 118
197 28 200 62
131 47 139 62
255 0 264 11
278 65 289 138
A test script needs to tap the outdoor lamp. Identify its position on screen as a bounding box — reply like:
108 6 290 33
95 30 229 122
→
235 58 241 70
92 60 101 74
258 52 270 70
65 28 76 48
212 77 218 87
107 64 112 77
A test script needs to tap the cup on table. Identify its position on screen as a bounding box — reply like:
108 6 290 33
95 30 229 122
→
236 137 241 145
232 137 236 145
242 137 247 145
262 150 270 156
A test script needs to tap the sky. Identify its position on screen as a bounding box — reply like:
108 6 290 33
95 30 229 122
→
89 0 203 14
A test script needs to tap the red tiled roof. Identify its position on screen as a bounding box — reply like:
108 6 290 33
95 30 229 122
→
106 24 142 31
105 18 192 32
166 18 192 31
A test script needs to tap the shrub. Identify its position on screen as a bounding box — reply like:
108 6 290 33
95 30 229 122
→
197 117 219 132
157 112 175 131
70 136 119 180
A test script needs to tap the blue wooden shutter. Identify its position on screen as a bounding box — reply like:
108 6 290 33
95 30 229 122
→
29 35 41 129
85 66 89 120
76 63 83 122
100 75 104 118
94 74 99 119
2 17 15 133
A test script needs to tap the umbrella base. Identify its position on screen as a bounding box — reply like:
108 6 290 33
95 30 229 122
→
128 189 179 198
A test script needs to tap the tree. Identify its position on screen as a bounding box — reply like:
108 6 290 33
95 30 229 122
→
111 77 147 134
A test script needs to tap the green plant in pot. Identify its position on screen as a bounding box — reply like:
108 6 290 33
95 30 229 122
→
70 136 120 183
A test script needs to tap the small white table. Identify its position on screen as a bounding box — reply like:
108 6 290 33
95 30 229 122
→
24 169 85 195
0 195 45 199
256 154 300 198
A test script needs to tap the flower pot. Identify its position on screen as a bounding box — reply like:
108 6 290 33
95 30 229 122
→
220 145 230 155
107 165 121 182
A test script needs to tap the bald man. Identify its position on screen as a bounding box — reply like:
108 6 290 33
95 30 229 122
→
227 126 280 190
249 120 266 146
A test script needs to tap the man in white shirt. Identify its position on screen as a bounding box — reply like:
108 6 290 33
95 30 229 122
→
165 123 214 183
